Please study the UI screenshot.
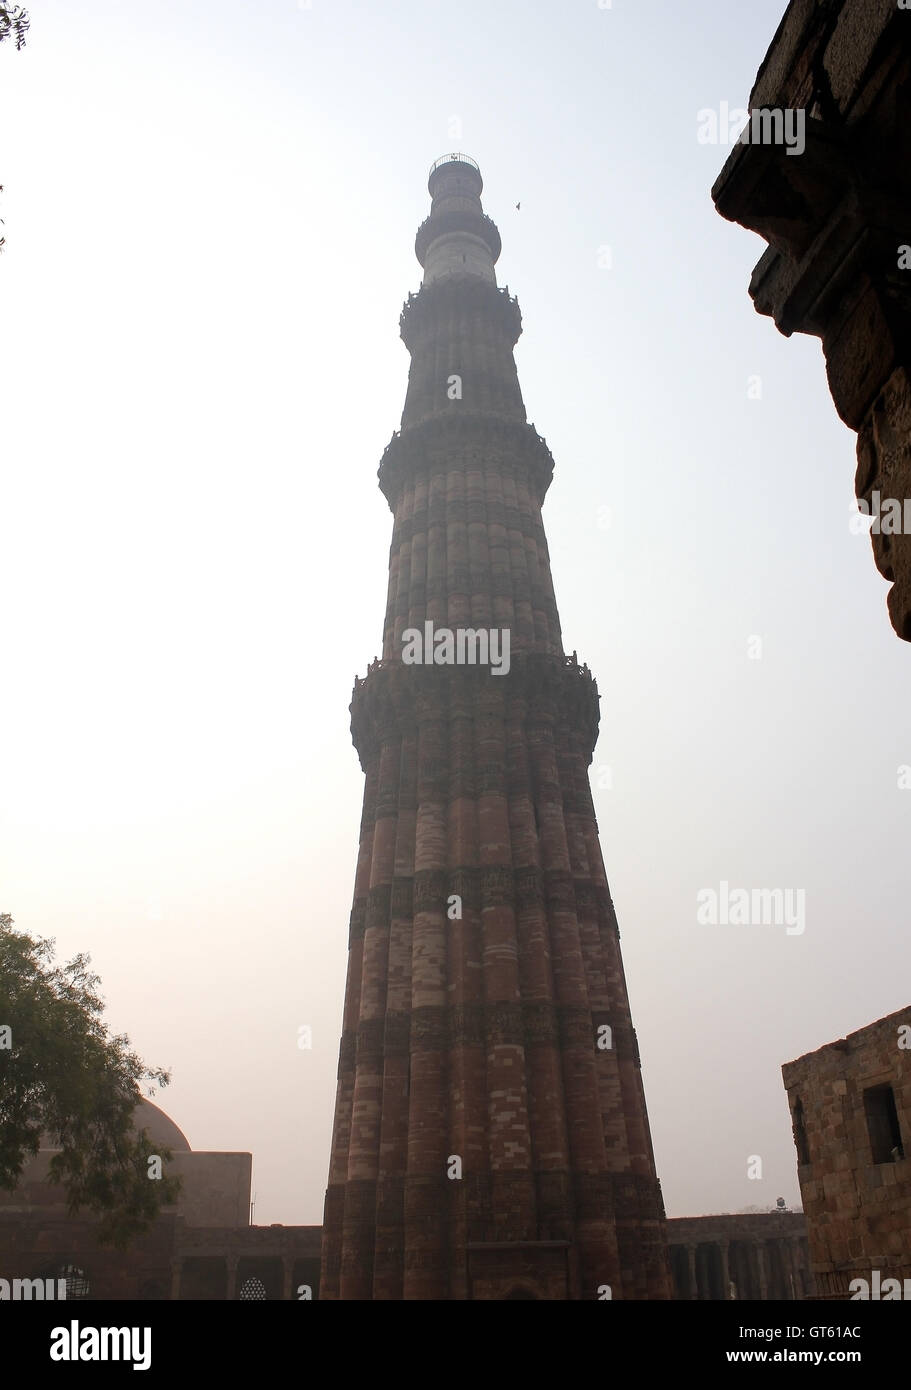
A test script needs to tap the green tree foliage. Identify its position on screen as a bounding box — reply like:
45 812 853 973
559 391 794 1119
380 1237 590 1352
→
0 4 29 252
0 4 29 49
0 914 181 1247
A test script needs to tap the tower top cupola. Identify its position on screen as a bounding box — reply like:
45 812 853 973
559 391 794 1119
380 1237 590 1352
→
415 152 502 287
427 151 482 196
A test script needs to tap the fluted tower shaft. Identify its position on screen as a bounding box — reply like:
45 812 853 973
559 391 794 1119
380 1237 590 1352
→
320 154 671 1301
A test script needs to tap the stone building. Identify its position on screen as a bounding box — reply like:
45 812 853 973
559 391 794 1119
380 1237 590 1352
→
782 1008 911 1299
319 154 672 1301
0 1098 322 1300
713 0 911 642
667 1212 813 1300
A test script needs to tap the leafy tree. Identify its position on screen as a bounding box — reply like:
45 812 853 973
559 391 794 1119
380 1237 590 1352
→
0 3 29 50
0 914 181 1247
0 4 29 252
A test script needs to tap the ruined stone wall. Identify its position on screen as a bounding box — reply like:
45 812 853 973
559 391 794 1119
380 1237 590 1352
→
713 0 911 640
782 1007 911 1298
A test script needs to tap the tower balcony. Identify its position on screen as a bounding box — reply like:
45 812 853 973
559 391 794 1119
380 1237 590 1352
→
414 211 502 269
399 277 522 348
376 412 554 510
349 651 602 770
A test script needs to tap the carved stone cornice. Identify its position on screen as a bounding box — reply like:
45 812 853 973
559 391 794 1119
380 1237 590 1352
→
349 652 601 768
338 1001 628 1062
413 213 503 273
400 275 520 348
392 503 544 550
711 6 911 643
377 411 554 509
349 868 619 945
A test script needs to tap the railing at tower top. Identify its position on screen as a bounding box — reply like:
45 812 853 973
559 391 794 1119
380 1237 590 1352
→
429 152 480 176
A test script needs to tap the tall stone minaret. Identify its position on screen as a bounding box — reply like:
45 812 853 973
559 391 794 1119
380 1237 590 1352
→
320 154 671 1301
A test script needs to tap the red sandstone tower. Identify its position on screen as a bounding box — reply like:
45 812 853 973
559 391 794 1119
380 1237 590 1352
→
320 155 671 1300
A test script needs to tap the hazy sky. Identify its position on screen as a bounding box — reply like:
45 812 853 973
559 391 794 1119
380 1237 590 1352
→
2 0 909 1228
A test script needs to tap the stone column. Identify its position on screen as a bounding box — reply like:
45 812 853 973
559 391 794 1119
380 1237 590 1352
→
401 699 451 1300
373 731 417 1301
226 1255 238 1301
320 753 375 1301
686 1244 698 1300
756 1242 768 1300
509 690 572 1256
719 1240 731 1300
282 1256 293 1300
529 712 617 1300
340 734 399 1300
440 483 484 1305
169 1259 182 1301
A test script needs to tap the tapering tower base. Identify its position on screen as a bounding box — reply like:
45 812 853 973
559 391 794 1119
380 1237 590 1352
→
320 155 671 1300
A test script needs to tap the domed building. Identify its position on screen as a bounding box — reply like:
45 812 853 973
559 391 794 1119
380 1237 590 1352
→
133 1097 192 1153
0 1099 321 1300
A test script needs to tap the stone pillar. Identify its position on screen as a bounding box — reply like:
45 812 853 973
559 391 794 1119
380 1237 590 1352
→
719 1239 731 1300
169 1259 182 1301
372 744 416 1302
509 690 572 1257
401 703 451 1301
686 1244 698 1301
479 681 536 1259
756 1242 768 1301
340 735 400 1300
528 714 617 1301
226 1255 238 1301
282 1256 294 1300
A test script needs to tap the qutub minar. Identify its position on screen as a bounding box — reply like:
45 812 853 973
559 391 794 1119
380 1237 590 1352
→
320 154 672 1300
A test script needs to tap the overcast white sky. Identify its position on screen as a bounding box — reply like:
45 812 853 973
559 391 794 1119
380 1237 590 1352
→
2 0 909 1228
